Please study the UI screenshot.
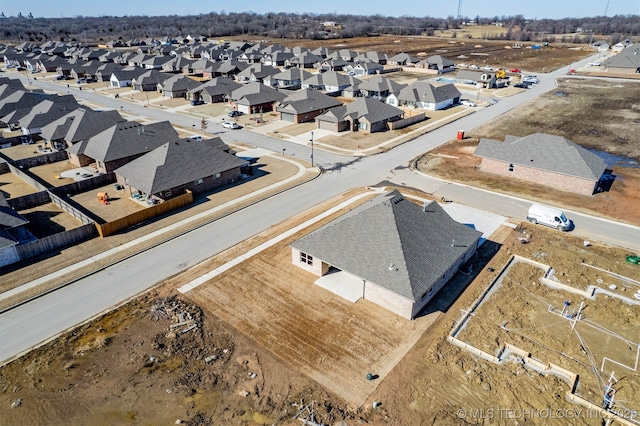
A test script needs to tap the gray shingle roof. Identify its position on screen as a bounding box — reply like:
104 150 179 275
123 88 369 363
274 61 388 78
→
113 137 248 194
474 133 607 180
80 121 179 163
276 89 342 114
40 108 125 144
603 43 640 69
291 190 481 300
397 81 461 103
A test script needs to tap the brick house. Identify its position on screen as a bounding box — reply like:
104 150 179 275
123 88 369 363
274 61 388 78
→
114 137 248 201
474 133 608 195
290 190 481 319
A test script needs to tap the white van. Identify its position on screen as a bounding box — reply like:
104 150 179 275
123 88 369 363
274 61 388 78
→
527 204 572 231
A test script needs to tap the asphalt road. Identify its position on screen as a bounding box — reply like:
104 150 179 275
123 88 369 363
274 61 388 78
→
2 52 638 365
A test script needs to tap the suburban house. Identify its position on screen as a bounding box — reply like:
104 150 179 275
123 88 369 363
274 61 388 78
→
275 89 342 123
301 71 361 96
318 58 348 72
357 75 406 104
67 120 179 173
287 51 322 69
235 63 280 84
388 52 420 67
0 193 32 268
110 68 147 88
131 69 170 91
414 55 456 73
290 190 482 319
393 81 461 110
347 60 384 76
262 51 295 67
474 133 608 195
226 82 287 115
315 97 404 133
113 137 249 201
603 43 640 74
39 108 125 150
158 74 201 98
265 67 313 90
188 77 241 103
454 70 501 88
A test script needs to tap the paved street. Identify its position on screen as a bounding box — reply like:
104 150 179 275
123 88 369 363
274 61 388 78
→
1 51 638 366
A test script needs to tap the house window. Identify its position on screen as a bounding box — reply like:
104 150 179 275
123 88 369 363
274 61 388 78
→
215 173 221 178
164 189 172 197
358 122 368 130
508 163 514 172
300 252 313 266
194 178 203 185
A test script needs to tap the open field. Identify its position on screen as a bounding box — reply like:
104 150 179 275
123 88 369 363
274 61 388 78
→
415 78 640 225
1 187 638 425
229 35 594 73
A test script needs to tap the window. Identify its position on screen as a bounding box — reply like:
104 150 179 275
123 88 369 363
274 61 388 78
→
358 122 367 130
194 178 203 185
508 163 514 172
214 173 221 178
300 252 313 266
164 189 172 197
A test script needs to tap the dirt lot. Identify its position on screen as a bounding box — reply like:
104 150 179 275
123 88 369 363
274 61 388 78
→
236 35 593 73
415 78 640 225
2 187 638 426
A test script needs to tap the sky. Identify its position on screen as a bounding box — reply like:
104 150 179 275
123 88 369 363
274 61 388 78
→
1 0 639 20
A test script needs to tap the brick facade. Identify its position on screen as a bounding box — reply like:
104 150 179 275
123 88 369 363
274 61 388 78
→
480 158 597 195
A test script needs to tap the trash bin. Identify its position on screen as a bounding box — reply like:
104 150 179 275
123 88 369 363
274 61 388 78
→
457 130 465 140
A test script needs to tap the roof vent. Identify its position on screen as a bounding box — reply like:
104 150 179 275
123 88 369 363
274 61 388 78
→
388 263 395 271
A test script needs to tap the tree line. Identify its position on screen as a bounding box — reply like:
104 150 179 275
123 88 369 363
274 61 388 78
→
1 12 637 45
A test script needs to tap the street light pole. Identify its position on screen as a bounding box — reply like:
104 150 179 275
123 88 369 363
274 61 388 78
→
309 131 314 167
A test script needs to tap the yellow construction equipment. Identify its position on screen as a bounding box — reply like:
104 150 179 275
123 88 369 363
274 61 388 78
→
496 69 506 79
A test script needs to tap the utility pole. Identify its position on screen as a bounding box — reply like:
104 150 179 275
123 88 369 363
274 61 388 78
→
309 131 314 167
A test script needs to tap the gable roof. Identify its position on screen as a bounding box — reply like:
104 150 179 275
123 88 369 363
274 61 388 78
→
397 81 461 103
358 75 406 94
76 121 179 163
276 89 342 114
188 77 242 96
113 138 248 194
40 108 125 144
603 43 640 69
474 133 607 180
228 82 286 103
160 74 201 92
291 190 482 301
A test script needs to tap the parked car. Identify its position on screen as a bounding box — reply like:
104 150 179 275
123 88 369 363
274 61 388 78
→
55 75 68 80
522 76 539 84
460 100 476 107
228 110 243 117
588 62 602 67
222 121 241 130
456 63 468 68
510 68 521 73
76 78 87 84
190 99 204 106
527 204 573 231
481 66 493 71
513 82 529 88
468 64 479 69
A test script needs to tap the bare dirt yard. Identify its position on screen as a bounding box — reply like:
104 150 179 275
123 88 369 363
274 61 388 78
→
2 186 638 426
415 78 640 225
233 35 593 73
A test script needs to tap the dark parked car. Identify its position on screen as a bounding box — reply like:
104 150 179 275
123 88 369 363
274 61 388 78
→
190 99 204 106
228 110 244 117
514 82 530 88
55 75 67 80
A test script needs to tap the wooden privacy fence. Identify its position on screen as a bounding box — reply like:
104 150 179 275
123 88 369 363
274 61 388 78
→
6 191 51 210
95 190 194 237
53 173 116 196
48 191 98 225
15 224 98 260
388 113 426 130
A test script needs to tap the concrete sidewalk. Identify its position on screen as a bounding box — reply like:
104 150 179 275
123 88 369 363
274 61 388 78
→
0 153 315 304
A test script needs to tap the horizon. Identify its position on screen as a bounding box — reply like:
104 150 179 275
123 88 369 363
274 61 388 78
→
2 0 639 20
